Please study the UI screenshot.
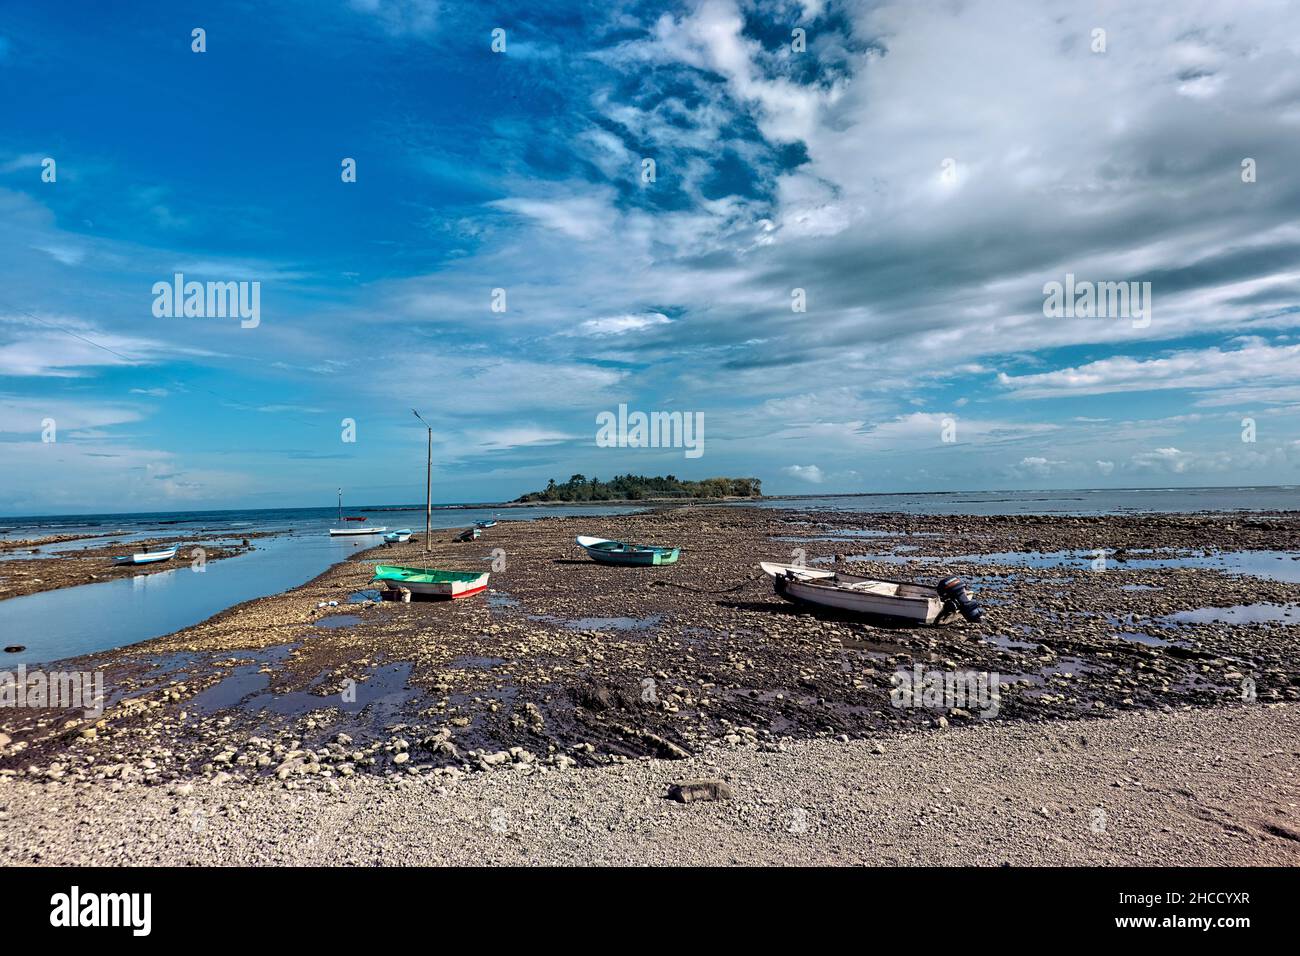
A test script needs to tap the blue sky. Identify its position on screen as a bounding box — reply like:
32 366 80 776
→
1 0 1299 514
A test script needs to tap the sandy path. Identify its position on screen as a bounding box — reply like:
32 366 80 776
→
3 703 1296 866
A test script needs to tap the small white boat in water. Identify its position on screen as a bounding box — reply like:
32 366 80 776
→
327 488 386 536
759 562 984 625
114 547 178 566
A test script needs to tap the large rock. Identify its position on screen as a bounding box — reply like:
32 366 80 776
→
668 779 733 803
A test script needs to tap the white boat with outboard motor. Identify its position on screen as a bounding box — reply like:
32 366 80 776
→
758 562 984 625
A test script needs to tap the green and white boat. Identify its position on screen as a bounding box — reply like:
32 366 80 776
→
576 535 680 566
372 565 490 599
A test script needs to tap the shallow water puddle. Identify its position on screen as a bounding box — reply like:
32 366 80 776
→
188 665 273 712
1115 631 1174 647
316 613 362 629
175 644 296 712
773 529 938 542
836 548 1300 583
250 663 416 719
1164 603 1300 626
189 658 417 719
983 633 1039 651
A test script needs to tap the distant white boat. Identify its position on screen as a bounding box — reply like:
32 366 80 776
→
114 547 178 566
328 487 386 536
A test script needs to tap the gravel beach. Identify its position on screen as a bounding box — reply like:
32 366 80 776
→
2 703 1296 866
1 505 1297 866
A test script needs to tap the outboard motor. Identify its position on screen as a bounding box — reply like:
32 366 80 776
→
937 576 984 623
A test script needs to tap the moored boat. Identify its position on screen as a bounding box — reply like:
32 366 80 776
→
384 529 413 543
113 547 178 566
373 564 490 599
455 527 482 542
758 562 983 625
475 520 497 529
328 488 386 536
576 535 680 566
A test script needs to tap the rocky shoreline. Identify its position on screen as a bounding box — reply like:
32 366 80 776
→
0 533 271 603
1 506 1298 793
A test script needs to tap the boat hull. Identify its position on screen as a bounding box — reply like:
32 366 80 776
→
576 535 680 566
114 548 178 566
402 580 488 599
761 562 948 625
373 565 489 600
329 527 388 536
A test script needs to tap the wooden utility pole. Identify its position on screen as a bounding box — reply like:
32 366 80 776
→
412 409 433 551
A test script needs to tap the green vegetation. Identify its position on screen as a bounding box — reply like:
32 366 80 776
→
515 474 762 503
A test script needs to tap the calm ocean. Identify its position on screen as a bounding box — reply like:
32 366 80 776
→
2 485 1296 537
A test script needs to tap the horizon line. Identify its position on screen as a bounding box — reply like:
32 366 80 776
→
1 483 1295 522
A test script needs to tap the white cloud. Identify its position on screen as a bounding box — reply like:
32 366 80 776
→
1010 456 1067 478
369 354 626 414
34 244 85 266
997 342 1300 400
0 397 144 434
1128 446 1233 475
0 312 214 377
574 313 672 336
783 464 825 483
473 427 575 452
489 193 617 242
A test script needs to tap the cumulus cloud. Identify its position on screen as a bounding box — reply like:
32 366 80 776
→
783 464 825 483
1010 456 1067 479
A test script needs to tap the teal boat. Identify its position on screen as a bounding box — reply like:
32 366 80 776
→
373 564 489 599
576 535 680 566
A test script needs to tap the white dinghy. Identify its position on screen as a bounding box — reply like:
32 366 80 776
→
114 547 178 566
758 562 983 625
